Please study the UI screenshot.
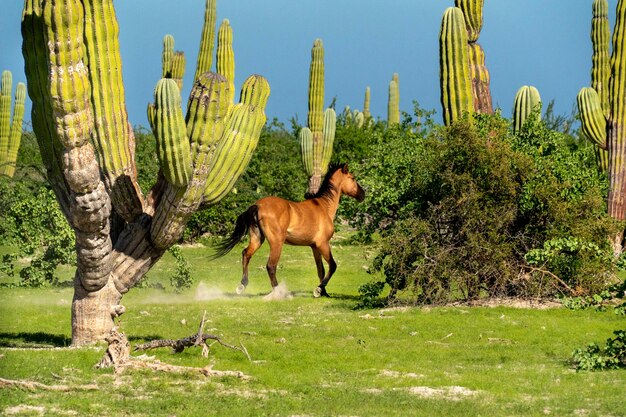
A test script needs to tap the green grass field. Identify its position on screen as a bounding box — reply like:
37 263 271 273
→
1 238 625 417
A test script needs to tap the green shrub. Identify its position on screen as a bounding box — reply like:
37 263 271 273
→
354 112 618 304
572 329 626 371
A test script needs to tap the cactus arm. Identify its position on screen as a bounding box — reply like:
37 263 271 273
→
299 127 313 177
21 0 71 214
150 73 230 249
2 82 26 177
216 19 235 105
321 108 336 174
82 0 144 221
172 51 186 92
455 0 483 42
578 87 608 149
194 0 217 83
512 86 541 134
162 34 174 78
439 7 474 126
0 71 12 171
592 0 611 115
151 78 193 188
203 75 270 204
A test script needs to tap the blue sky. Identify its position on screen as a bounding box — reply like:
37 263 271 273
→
0 1 618 128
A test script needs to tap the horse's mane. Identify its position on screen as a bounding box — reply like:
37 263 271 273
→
304 162 346 200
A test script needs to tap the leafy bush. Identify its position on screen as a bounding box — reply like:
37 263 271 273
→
351 112 618 304
572 329 626 371
168 245 193 292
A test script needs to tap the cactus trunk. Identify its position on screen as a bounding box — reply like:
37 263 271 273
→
388 74 400 126
607 0 626 221
440 7 474 126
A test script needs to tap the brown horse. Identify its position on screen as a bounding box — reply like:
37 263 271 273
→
212 163 365 297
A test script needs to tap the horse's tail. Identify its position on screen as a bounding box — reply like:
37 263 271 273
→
209 205 260 260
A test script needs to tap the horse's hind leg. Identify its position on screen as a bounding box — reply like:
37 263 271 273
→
313 242 336 298
311 246 325 285
266 240 284 290
238 226 264 294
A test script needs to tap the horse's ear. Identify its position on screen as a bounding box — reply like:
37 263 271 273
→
342 163 349 174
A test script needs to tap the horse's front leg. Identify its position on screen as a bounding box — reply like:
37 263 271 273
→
313 243 336 298
311 246 325 285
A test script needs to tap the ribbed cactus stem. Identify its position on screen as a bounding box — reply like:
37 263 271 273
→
0 72 26 177
151 72 230 249
308 39 325 133
83 0 144 221
304 38 326 194
455 0 483 42
21 0 70 213
203 75 270 204
321 108 336 174
512 86 542 134
388 78 400 125
152 78 193 187
162 34 174 78
363 86 371 120
0 71 13 172
592 0 611 115
43 0 113 292
172 51 186 92
217 19 235 105
194 0 216 82
607 0 626 220
299 127 313 177
440 7 474 126
578 87 607 149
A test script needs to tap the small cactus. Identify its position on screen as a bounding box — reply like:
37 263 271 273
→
0 71 26 177
363 86 371 120
512 85 541 134
388 74 400 125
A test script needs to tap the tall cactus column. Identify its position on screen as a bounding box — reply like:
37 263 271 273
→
455 0 493 114
607 0 626 224
301 39 336 195
439 7 474 126
0 71 26 177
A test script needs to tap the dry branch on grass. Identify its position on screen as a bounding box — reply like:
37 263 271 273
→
97 312 250 379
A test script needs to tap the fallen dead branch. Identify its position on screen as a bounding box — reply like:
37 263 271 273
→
133 311 251 361
0 377 98 392
96 312 251 380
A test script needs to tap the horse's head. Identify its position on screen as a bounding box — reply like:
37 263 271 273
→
334 163 365 202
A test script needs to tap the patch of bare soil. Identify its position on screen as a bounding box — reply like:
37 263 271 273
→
406 385 480 400
449 297 561 309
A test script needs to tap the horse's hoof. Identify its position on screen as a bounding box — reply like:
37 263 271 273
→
313 287 322 298
236 284 246 295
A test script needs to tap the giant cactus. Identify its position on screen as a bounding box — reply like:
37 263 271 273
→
455 0 493 114
388 73 400 126
512 85 542 134
0 71 26 177
579 0 612 172
301 39 336 195
439 7 474 126
21 0 269 345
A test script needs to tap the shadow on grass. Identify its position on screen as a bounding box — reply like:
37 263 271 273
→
0 331 71 347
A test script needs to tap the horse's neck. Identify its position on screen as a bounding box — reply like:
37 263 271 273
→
318 187 342 220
